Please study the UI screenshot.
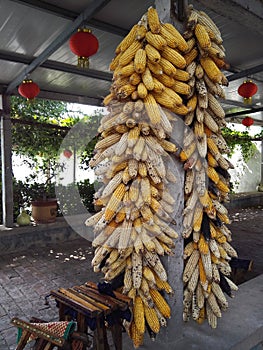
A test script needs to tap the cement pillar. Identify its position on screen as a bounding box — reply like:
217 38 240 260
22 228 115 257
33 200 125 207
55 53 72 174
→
1 94 13 227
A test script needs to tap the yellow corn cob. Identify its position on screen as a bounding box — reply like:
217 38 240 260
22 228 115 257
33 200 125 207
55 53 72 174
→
134 295 145 334
134 48 147 74
187 94 198 111
118 24 139 53
172 80 191 95
130 321 144 348
95 133 121 151
171 104 189 116
195 23 211 49
156 86 183 106
197 10 223 43
104 183 126 222
145 31 167 51
115 208 126 223
117 63 135 78
159 24 178 48
143 93 161 124
136 24 147 40
147 6 161 34
134 99 145 112
104 258 127 280
117 83 136 99
183 249 200 282
207 166 220 184
103 93 115 106
173 68 190 82
137 82 148 99
183 241 196 259
158 139 178 153
198 257 207 286
131 90 139 100
129 72 141 86
138 162 147 177
154 274 173 294
200 57 222 83
126 118 137 129
193 206 203 233
147 61 163 76
217 179 230 193
144 304 160 334
207 137 220 160
140 177 151 205
185 37 196 53
184 48 198 66
145 43 161 63
142 67 155 91
118 40 142 67
198 234 209 255
127 126 140 148
149 289 171 318
159 57 177 77
143 266 156 284
132 250 143 287
155 73 175 88
152 77 165 94
162 23 188 52
161 46 186 69
109 51 123 71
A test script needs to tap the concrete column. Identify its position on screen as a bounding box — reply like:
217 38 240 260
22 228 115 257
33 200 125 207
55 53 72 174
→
1 94 13 227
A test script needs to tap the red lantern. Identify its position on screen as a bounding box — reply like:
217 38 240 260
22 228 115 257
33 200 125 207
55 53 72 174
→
63 149 73 158
18 79 40 100
69 28 99 68
242 116 254 127
238 80 258 104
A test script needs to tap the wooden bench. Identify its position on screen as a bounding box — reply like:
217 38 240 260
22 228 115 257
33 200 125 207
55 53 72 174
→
50 281 132 350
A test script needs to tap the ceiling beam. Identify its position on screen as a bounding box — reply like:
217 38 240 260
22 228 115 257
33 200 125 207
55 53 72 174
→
193 0 263 36
6 0 111 94
0 51 113 81
9 0 128 37
227 64 263 82
225 106 263 118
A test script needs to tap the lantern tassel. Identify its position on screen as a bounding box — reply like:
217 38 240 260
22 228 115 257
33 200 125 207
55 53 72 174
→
78 56 90 68
243 97 252 105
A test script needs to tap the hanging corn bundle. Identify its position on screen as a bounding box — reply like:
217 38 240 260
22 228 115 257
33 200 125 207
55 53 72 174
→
86 4 238 347
86 6 191 347
181 6 238 328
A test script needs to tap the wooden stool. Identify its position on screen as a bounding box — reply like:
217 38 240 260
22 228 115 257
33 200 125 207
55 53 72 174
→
50 281 132 350
11 317 68 350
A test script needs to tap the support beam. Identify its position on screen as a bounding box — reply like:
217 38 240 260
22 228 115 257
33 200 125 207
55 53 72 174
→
1 94 13 227
227 64 263 82
225 106 263 118
6 0 111 94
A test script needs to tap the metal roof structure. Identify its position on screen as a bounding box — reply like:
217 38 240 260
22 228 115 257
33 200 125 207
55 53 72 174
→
0 0 263 124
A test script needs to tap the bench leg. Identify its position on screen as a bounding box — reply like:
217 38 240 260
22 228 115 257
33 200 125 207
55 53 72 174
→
93 315 109 350
110 323 122 350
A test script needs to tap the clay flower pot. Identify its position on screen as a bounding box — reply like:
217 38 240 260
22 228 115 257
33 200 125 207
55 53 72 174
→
31 198 58 224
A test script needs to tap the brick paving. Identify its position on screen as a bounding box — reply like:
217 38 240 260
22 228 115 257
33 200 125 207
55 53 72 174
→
0 206 262 349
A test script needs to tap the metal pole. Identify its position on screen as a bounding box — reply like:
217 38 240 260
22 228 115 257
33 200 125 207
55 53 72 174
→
1 94 14 227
